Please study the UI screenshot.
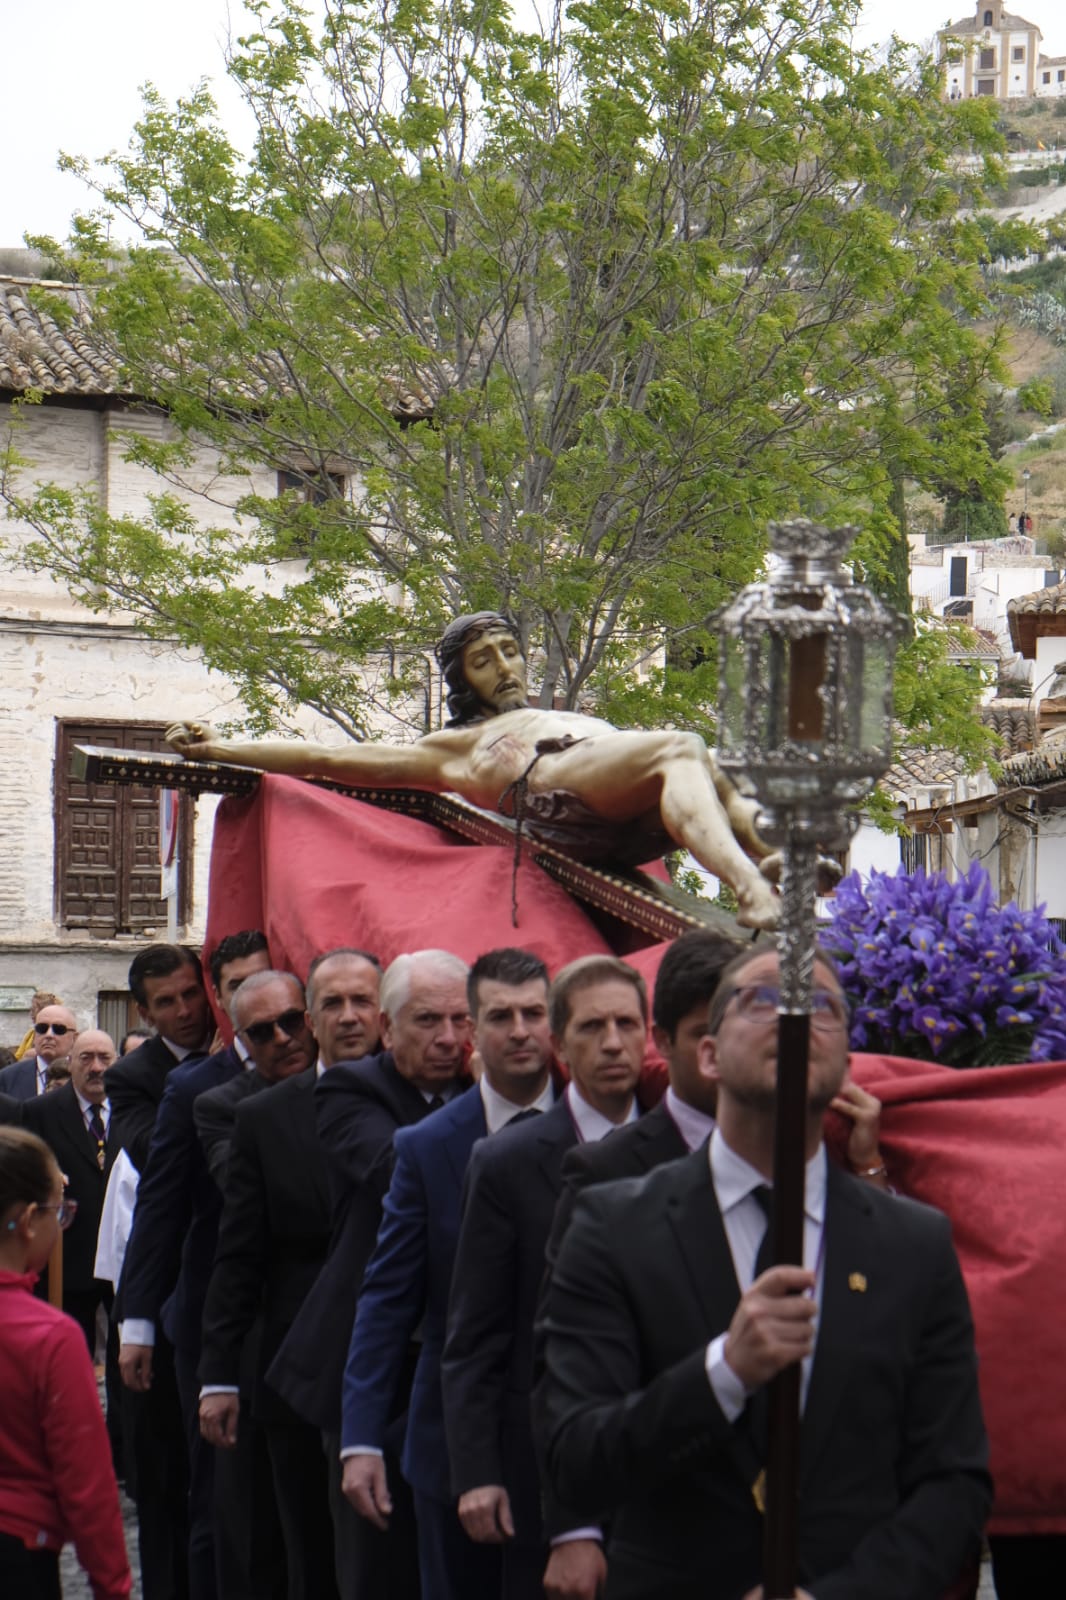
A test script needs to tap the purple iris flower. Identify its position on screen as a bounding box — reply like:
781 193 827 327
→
822 863 1066 1067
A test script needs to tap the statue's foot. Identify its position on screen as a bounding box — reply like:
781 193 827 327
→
735 881 781 931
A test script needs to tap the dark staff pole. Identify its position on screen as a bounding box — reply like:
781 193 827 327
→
763 1017 808 1595
763 636 823 1598
711 521 901 1598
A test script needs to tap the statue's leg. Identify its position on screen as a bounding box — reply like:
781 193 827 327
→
711 767 771 862
526 731 779 929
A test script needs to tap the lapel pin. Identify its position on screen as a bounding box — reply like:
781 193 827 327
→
751 1468 767 1515
848 1272 867 1293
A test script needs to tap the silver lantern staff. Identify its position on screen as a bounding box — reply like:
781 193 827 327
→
714 520 900 1599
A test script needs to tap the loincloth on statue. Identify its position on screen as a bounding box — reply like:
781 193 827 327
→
497 736 672 867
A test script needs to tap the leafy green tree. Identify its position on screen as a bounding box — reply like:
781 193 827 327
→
2 0 1005 744
930 385 1012 544
1017 377 1055 419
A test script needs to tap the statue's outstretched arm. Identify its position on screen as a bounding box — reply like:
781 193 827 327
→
165 721 449 791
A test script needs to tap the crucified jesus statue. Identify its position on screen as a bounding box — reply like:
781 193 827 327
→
166 611 781 928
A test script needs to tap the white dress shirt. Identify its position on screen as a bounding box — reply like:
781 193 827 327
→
566 1082 639 1142
663 1086 715 1152
704 1129 827 1421
480 1072 555 1133
73 1086 111 1137
161 1033 213 1064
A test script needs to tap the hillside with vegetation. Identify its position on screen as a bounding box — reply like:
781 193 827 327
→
910 100 1066 552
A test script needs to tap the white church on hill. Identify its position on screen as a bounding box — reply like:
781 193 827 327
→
939 2 1066 100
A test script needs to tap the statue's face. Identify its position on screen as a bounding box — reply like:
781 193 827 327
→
460 627 528 716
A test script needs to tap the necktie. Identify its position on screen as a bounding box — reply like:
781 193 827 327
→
89 1105 106 1170
748 1185 775 1460
752 1185 775 1281
427 1094 445 1112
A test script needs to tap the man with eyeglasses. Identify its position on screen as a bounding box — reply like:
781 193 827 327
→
24 1028 117 1348
198 967 340 1600
0 1004 78 1101
536 943 991 1600
24 1028 124 1483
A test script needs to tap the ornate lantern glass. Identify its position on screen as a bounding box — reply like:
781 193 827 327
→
715 521 901 850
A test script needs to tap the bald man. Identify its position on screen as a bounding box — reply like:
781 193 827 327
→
25 1028 118 1345
0 1002 78 1101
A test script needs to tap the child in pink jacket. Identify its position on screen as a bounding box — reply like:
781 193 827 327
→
0 1125 131 1598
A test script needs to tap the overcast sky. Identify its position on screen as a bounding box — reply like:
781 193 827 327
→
0 1 1017 247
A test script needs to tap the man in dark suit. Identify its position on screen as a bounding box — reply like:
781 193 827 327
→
198 968 337 1600
24 1027 124 1486
547 931 888 1272
341 947 562 1600
536 944 992 1600
107 944 215 1171
24 1026 119 1347
443 954 647 1600
267 949 465 1600
106 942 213 1600
544 931 734 1275
0 1091 21 1124
116 930 271 1600
194 1059 269 1186
0 1002 77 1101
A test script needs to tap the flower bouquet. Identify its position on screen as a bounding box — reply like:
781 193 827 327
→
822 862 1066 1066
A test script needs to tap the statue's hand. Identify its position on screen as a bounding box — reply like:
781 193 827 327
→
166 720 217 760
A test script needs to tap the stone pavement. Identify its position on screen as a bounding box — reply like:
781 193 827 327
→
57 1536 998 1599
59 1486 141 1597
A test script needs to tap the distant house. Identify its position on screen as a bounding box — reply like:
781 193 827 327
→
877 556 1066 934
939 3 1043 100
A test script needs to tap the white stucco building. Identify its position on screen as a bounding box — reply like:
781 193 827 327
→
939 2 1066 100
0 268 407 1048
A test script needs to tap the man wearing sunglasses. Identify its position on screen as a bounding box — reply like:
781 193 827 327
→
199 967 340 1600
536 944 991 1600
0 1004 78 1101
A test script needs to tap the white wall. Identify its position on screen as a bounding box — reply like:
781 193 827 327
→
1035 816 1066 915
845 820 901 881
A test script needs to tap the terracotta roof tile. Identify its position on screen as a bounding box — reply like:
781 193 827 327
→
999 742 1066 787
0 275 443 422
980 698 1034 754
0 276 121 396
945 626 1001 660
884 747 967 794
1007 581 1066 656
